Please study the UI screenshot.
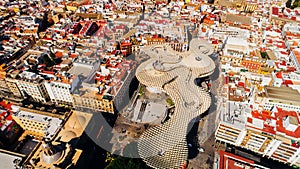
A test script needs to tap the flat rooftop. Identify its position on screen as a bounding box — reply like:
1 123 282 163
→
220 101 247 130
225 14 251 25
265 86 300 103
132 100 167 124
0 150 24 169
14 108 63 139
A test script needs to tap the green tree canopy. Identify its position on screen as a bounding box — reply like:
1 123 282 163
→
105 156 153 169
105 142 152 169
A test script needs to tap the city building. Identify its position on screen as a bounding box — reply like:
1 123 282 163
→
22 110 92 169
0 150 24 169
289 49 300 72
2 0 300 169
0 95 91 168
0 102 23 149
15 71 50 103
12 107 63 140
44 80 73 107
72 87 114 113
216 91 300 167
223 37 249 58
219 150 269 169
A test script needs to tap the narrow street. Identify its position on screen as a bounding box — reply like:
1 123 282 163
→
187 48 223 169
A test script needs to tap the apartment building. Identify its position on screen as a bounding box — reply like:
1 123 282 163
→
44 81 73 107
223 37 249 58
72 90 114 113
216 89 300 167
16 71 49 103
0 64 10 94
12 108 63 140
5 77 23 98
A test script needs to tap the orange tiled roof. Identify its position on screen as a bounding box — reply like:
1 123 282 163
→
293 50 300 65
276 107 300 138
249 108 300 138
55 51 63 58
241 60 261 70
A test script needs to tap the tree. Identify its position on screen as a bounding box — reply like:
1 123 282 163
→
105 142 151 169
105 152 115 163
105 157 150 169
292 0 300 8
166 98 175 107
286 0 292 8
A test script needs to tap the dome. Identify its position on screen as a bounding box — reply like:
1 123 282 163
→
60 130 77 142
68 119 80 129
77 115 86 125
67 114 87 130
